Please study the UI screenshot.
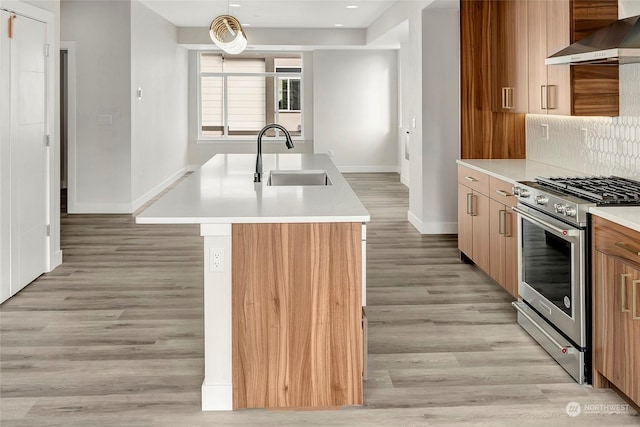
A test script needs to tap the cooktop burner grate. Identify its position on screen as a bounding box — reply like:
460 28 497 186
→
535 176 640 205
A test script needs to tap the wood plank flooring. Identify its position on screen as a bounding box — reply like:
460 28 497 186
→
1 173 638 425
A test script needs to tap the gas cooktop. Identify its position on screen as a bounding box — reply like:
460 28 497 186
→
514 175 640 227
535 176 640 205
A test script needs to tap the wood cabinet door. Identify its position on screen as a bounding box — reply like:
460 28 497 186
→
491 0 528 114
594 252 640 402
472 192 491 273
546 0 571 115
527 0 548 114
489 199 506 286
504 207 519 299
458 183 474 258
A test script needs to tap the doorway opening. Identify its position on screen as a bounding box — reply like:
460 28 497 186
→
60 42 76 214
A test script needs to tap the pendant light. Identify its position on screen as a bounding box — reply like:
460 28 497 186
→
209 2 247 55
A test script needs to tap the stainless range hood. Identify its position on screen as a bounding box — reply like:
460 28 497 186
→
546 15 640 65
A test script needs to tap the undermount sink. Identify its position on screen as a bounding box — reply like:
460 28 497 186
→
267 170 332 186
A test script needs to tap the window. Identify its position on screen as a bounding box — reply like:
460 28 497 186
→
198 53 303 140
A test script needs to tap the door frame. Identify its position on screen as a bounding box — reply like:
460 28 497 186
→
60 41 77 214
0 0 60 301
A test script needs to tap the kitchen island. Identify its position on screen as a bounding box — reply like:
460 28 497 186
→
136 154 370 411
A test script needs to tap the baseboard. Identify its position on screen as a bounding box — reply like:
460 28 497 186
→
132 167 189 212
400 174 409 187
50 250 63 271
408 211 457 234
202 381 233 411
337 165 400 173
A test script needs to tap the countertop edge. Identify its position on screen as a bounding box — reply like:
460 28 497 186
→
135 215 371 225
589 207 640 233
456 159 520 184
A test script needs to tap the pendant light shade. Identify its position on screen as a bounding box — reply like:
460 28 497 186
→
209 15 247 55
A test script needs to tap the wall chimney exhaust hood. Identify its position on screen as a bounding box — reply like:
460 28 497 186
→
546 15 640 65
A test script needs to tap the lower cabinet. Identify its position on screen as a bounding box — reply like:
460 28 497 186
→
457 165 518 298
488 177 518 298
593 216 640 407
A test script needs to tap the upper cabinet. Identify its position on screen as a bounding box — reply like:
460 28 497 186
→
461 0 526 159
528 0 571 115
491 0 528 114
528 0 619 116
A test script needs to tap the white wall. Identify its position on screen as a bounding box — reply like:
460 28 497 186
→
313 49 398 172
619 0 640 18
419 6 460 234
130 0 188 209
61 0 132 213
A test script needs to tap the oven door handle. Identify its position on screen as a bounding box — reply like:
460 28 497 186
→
512 302 574 355
512 206 580 237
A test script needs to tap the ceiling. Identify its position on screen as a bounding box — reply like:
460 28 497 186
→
139 0 398 29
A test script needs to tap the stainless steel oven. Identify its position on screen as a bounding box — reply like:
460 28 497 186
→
511 175 640 385
512 203 587 383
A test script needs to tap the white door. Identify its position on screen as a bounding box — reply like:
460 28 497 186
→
4 11 48 298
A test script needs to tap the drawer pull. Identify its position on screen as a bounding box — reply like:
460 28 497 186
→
634 280 640 320
464 176 478 183
495 190 512 197
622 274 631 313
615 241 640 257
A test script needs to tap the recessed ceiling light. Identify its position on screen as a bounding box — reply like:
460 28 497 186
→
229 3 241 7
334 23 344 27
346 5 358 9
243 23 251 26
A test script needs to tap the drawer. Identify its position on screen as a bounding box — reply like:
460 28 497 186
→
457 165 489 195
490 176 517 207
593 216 640 268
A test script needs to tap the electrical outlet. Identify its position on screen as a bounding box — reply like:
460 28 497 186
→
210 248 224 272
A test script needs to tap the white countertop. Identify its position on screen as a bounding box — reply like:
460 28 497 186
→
457 159 640 232
136 154 370 224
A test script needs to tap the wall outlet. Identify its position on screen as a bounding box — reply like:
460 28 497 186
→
210 248 224 272
541 123 549 140
328 149 335 157
581 128 588 143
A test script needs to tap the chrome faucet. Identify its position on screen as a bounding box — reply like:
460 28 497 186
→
254 123 294 183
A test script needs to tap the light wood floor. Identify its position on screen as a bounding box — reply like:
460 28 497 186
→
1 173 638 426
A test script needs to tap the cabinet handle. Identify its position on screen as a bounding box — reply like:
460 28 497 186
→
615 241 640 257
540 85 548 110
466 193 474 216
464 176 478 182
498 209 506 235
495 190 512 197
504 211 512 237
502 87 514 110
622 273 631 313
633 280 639 320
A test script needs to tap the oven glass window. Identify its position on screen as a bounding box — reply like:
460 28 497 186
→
521 219 572 316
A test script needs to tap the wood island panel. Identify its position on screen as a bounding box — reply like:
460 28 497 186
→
231 222 363 409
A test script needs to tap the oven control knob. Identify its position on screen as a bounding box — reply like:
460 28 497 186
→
554 203 566 214
519 188 530 198
564 206 577 217
513 186 521 196
534 195 548 205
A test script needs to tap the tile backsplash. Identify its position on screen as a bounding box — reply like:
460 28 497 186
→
526 64 640 180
